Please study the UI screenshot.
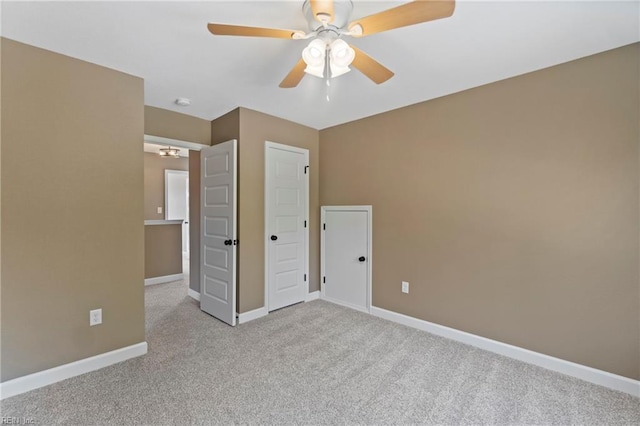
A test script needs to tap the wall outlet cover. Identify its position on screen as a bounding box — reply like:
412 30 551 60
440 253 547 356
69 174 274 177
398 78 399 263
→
90 308 102 326
402 281 409 294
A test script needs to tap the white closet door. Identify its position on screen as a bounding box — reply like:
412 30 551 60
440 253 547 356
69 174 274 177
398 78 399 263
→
266 142 309 312
321 206 372 313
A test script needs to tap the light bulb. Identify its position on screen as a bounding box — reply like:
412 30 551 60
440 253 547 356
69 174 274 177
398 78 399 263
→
329 39 355 68
328 39 355 78
302 39 327 68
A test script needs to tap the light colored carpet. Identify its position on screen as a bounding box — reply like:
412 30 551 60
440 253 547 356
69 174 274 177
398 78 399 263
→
2 280 639 425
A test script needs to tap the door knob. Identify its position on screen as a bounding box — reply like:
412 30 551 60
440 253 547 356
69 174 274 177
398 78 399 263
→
224 239 232 245
358 256 366 262
270 235 278 241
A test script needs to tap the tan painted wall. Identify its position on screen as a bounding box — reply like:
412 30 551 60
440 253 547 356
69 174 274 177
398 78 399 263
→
320 43 640 379
211 108 240 145
189 151 202 293
145 106 211 145
238 108 319 313
1 38 145 381
145 225 183 278
143 152 189 220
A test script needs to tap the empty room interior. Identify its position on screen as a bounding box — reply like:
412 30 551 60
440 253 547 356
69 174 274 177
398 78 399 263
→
1 1 639 424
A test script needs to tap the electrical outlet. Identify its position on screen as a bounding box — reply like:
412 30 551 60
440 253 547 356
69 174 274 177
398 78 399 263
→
90 309 102 326
157 207 163 214
402 281 409 294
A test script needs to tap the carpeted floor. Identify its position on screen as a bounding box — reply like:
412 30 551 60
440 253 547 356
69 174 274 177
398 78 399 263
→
2 280 639 425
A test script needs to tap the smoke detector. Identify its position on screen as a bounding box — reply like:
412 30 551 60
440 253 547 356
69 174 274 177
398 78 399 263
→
175 98 191 107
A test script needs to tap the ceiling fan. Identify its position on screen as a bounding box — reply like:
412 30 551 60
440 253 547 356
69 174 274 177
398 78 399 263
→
207 0 455 88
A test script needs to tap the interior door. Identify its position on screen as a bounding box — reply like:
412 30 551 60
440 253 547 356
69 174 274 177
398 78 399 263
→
200 140 237 326
322 207 371 313
266 142 308 312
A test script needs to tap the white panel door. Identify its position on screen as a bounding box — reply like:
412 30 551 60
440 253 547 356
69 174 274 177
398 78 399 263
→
266 142 308 312
200 140 237 326
322 206 372 313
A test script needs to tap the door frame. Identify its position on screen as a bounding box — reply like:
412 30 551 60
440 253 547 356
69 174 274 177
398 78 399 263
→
144 134 207 300
264 141 310 311
320 205 373 313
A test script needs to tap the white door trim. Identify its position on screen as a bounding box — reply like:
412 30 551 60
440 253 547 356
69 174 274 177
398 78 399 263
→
264 141 309 311
321 205 373 313
144 134 207 151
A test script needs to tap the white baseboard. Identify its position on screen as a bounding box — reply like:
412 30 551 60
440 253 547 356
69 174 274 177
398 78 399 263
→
144 274 183 286
187 288 200 301
370 306 639 397
305 290 320 302
0 342 148 400
238 306 268 324
321 295 369 314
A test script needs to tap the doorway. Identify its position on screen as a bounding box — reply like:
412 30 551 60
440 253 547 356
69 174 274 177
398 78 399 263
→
165 169 190 275
143 141 190 286
265 142 309 312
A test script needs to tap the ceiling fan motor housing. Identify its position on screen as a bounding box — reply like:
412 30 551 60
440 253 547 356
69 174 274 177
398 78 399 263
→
302 0 353 32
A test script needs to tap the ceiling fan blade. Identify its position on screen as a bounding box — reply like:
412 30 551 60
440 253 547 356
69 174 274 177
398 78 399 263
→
279 58 307 88
350 46 394 84
207 23 302 39
348 0 455 37
310 0 335 24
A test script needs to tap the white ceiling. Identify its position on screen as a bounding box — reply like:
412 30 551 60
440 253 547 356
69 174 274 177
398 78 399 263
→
2 1 638 130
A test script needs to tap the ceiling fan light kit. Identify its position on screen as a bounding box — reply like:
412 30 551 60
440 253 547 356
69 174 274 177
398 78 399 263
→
328 39 355 77
302 38 327 78
159 146 181 158
207 0 455 88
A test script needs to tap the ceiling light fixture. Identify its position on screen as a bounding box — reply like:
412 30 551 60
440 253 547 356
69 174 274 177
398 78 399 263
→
302 38 326 78
329 39 355 78
302 37 355 81
159 146 180 158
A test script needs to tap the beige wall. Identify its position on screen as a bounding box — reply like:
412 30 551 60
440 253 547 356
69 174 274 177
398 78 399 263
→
238 108 320 313
320 43 640 379
211 108 240 146
145 106 211 145
145 225 183 278
1 39 145 381
143 152 188 220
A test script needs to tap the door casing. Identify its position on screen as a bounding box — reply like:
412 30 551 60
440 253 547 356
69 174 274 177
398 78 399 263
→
264 141 310 311
321 205 373 313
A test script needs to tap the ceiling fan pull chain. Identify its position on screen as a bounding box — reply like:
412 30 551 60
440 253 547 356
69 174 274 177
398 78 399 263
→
325 49 331 102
